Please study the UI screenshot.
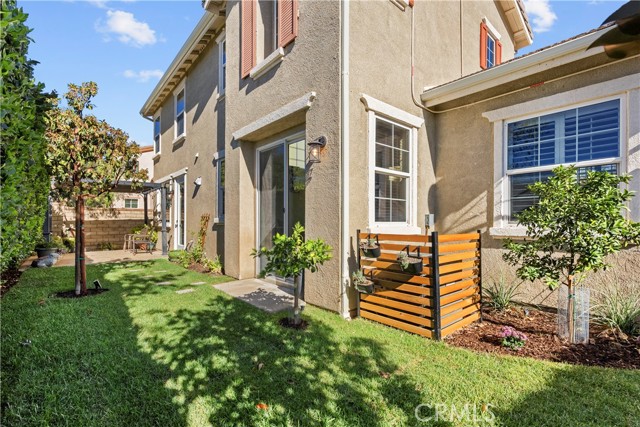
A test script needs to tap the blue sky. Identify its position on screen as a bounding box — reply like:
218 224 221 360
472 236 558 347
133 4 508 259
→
22 0 627 148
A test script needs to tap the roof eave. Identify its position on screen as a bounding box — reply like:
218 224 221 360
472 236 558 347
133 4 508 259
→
421 28 608 107
140 11 224 118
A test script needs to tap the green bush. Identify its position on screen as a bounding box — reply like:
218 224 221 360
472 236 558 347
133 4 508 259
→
202 255 223 274
167 250 184 262
593 283 640 337
62 237 75 252
0 1 52 271
97 242 114 251
483 273 522 312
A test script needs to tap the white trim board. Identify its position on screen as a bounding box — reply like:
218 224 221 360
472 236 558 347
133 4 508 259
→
232 92 316 141
360 94 424 129
482 74 639 122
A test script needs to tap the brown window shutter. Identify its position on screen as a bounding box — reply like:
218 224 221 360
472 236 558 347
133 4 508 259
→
278 0 298 48
480 22 488 70
496 40 503 65
241 0 256 78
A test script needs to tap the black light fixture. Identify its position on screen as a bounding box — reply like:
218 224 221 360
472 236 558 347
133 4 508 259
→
308 136 327 164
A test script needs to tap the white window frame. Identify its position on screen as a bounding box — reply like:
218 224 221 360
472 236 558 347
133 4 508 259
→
124 198 139 209
153 109 162 156
216 31 226 98
361 94 423 234
173 79 186 144
214 150 225 223
483 75 639 238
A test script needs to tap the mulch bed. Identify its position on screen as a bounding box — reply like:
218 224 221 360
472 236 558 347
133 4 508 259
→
279 317 309 330
445 306 640 369
0 268 23 297
53 289 110 298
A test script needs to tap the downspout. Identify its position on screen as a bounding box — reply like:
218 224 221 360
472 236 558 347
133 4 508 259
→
340 0 350 319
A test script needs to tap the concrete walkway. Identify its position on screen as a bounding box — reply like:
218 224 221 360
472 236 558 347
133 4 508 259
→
214 278 304 313
21 249 165 270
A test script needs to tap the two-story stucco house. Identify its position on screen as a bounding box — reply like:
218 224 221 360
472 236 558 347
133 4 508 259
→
141 0 639 317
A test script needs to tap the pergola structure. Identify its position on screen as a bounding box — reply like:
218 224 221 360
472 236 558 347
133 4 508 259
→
44 181 171 256
110 181 169 255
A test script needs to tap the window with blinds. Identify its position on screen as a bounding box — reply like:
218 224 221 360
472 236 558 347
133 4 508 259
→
506 99 620 220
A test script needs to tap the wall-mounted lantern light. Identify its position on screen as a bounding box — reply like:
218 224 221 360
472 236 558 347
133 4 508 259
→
308 136 327 164
194 176 202 186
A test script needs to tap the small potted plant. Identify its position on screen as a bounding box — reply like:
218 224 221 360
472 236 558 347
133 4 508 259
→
352 270 375 294
359 237 381 258
35 238 64 258
397 251 423 275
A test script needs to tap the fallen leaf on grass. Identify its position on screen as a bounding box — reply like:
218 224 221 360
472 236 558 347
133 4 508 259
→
379 371 390 379
257 362 264 370
38 299 45 306
256 403 269 410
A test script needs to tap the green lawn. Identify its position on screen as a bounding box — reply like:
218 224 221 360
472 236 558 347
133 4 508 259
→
2 260 639 427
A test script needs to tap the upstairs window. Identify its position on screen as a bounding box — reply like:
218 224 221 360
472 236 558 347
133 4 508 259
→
507 99 621 220
241 0 298 78
174 83 186 140
153 115 161 154
480 20 502 69
218 32 226 96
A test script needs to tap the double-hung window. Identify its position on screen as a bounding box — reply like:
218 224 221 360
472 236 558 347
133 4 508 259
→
174 82 186 141
373 117 412 224
507 99 621 220
480 20 502 69
217 32 226 96
153 115 161 154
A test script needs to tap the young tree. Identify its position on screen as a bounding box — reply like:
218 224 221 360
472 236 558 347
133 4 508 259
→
45 82 147 295
252 223 332 326
0 0 52 272
503 166 640 343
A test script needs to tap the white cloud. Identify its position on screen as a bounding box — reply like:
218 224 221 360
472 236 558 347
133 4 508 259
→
123 69 163 83
524 0 558 33
96 10 156 47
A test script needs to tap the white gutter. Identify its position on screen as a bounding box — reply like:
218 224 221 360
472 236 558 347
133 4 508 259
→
340 0 350 319
421 27 609 107
140 12 217 117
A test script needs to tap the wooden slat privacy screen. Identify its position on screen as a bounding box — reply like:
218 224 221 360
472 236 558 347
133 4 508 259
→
357 230 482 339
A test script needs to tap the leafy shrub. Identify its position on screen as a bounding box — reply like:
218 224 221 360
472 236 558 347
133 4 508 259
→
62 237 75 252
35 238 65 249
483 273 522 311
500 326 527 351
593 283 640 337
168 250 185 262
0 1 52 272
202 255 223 274
97 242 114 251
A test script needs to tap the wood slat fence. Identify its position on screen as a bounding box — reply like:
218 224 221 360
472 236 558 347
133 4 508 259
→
356 230 482 339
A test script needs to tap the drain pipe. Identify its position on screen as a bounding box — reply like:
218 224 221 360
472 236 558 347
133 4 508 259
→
340 0 351 319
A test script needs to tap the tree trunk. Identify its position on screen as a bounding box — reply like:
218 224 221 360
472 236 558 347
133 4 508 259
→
567 275 575 343
74 196 87 296
292 274 302 325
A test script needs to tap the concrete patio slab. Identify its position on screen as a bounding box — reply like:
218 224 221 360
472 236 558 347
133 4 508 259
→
21 249 165 270
214 279 304 313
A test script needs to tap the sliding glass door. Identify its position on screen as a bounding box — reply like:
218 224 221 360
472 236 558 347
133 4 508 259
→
257 135 306 273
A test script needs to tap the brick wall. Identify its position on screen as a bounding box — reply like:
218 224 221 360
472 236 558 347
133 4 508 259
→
51 203 149 251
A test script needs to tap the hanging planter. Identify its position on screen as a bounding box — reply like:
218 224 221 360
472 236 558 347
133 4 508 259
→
397 250 424 275
352 270 375 294
359 236 381 258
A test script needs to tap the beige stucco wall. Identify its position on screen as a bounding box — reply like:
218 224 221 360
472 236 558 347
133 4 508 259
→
433 54 640 307
151 37 226 261
346 0 518 313
224 0 342 312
